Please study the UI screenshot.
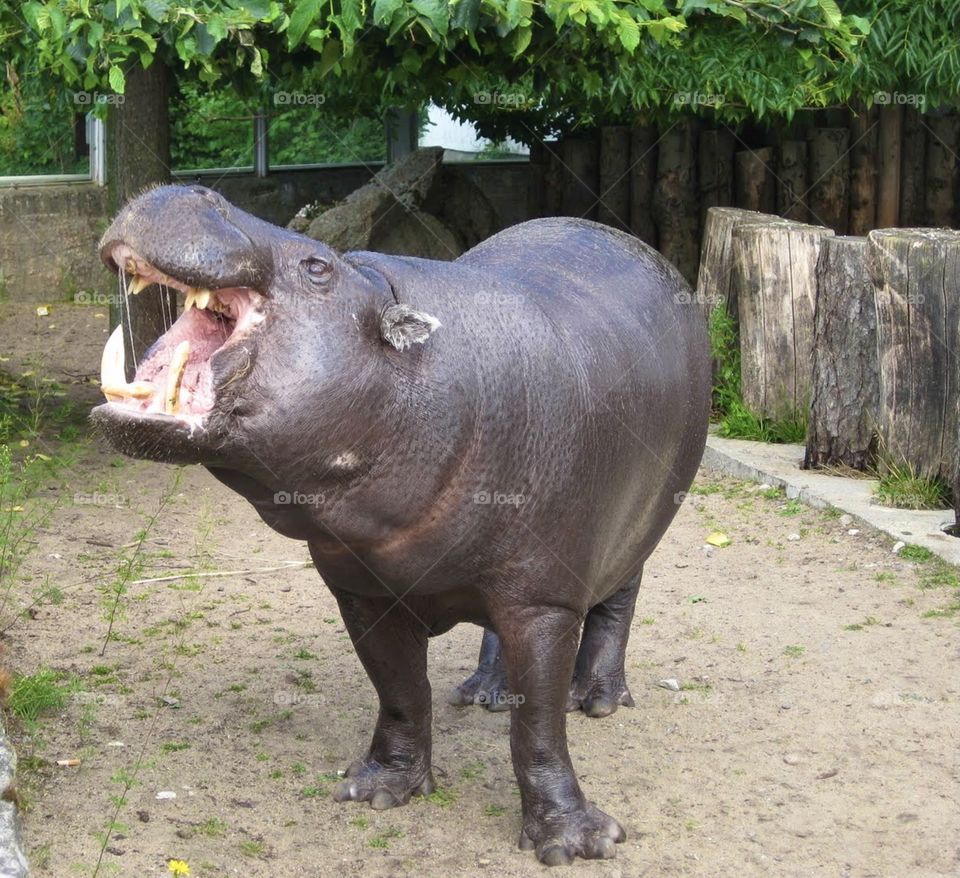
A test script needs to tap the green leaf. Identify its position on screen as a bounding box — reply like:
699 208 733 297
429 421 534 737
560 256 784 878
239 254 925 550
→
411 0 449 37
288 0 322 48
510 25 532 58
617 15 640 52
108 65 126 94
142 0 170 22
817 0 842 29
450 0 480 31
374 0 403 26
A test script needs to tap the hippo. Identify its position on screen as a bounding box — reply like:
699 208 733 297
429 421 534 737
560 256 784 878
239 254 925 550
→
92 185 710 866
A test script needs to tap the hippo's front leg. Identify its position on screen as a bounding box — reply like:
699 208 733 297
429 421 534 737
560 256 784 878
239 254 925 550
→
328 587 436 809
493 604 626 865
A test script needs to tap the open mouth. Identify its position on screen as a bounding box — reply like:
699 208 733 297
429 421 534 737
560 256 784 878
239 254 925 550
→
100 244 264 426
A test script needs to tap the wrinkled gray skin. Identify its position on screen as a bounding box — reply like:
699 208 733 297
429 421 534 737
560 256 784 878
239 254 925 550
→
92 185 710 866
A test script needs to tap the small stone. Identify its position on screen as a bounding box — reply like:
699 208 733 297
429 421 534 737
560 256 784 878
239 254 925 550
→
847 528 860 536
155 790 176 800
478 859 491 866
783 753 801 765
136 811 150 822
787 533 801 542
892 541 906 555
658 679 681 692
838 514 853 527
780 703 792 710
758 483 772 491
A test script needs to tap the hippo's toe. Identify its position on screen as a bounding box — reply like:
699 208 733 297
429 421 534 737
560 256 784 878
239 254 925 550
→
520 802 626 865
332 758 435 809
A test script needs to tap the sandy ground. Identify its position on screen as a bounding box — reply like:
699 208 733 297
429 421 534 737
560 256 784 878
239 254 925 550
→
2 304 959 877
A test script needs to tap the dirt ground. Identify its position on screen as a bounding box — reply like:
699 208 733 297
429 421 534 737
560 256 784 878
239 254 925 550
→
2 303 959 877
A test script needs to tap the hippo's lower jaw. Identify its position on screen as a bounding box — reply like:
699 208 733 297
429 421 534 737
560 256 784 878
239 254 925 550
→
93 243 265 453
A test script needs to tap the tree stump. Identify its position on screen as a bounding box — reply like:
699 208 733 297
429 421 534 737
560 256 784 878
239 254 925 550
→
804 237 878 470
596 126 631 230
924 112 960 227
653 117 700 283
807 127 850 233
734 147 775 213
733 218 835 418
870 228 960 480
560 132 600 219
776 141 809 222
629 123 658 247
698 129 734 231
900 106 927 226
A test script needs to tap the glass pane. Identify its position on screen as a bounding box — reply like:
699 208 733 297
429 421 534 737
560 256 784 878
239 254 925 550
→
268 105 385 165
0 78 90 176
170 83 255 171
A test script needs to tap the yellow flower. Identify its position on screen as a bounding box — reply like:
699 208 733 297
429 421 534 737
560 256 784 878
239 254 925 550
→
167 860 191 876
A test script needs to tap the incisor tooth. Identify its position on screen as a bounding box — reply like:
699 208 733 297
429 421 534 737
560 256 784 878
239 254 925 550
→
100 324 125 393
128 275 150 295
165 341 191 414
194 289 211 310
184 290 197 310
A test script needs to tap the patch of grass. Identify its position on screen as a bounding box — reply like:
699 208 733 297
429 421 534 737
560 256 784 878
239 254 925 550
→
349 815 369 829
293 647 317 660
369 827 404 849
8 668 76 726
199 818 228 837
777 499 804 516
874 572 896 583
921 600 960 619
899 544 934 562
425 787 456 807
460 760 485 781
239 839 265 857
875 461 950 510
843 616 880 631
161 742 191 753
783 645 806 659
484 804 508 817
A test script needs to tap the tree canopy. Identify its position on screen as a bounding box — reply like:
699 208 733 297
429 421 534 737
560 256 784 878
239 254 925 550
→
1 1 958 142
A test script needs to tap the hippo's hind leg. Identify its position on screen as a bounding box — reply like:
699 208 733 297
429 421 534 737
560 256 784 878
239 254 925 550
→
328 588 435 809
567 570 642 718
448 627 511 711
491 600 625 865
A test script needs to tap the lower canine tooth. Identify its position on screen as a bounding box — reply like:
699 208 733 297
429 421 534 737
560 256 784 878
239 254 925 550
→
194 289 211 310
165 341 190 414
128 275 150 295
101 381 154 400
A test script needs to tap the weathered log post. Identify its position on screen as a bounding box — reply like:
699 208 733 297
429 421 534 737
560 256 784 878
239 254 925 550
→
526 140 548 219
924 112 960 227
807 127 850 233
696 207 769 320
804 237 878 470
776 141 809 222
653 117 700 283
596 126 631 231
876 105 902 228
900 106 927 226
629 122 658 247
848 107 878 235
698 129 735 231
733 218 835 418
542 140 564 216
559 132 600 219
870 228 960 480
734 147 775 213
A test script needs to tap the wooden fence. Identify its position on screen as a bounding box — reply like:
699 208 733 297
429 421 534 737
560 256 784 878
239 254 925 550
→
527 106 959 285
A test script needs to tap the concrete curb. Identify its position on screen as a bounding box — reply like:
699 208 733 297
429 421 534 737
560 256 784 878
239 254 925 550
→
0 710 28 878
702 434 960 567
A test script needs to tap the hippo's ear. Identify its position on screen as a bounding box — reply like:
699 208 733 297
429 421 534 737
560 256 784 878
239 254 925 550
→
380 304 441 351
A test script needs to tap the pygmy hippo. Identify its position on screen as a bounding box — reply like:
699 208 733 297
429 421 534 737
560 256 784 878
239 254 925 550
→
92 185 710 865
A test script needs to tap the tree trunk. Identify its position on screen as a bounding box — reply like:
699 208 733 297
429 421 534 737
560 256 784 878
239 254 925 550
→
876 105 902 228
848 107 878 235
776 141 809 222
541 140 564 217
107 59 174 378
527 139 548 219
596 126 630 231
734 147 775 213
870 228 960 480
733 219 835 418
698 129 734 231
900 106 927 226
653 117 700 282
559 132 600 219
804 236 878 469
807 127 850 233
628 123 658 247
924 113 960 227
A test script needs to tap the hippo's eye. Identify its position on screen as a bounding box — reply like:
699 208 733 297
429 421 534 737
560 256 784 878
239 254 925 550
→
303 257 332 285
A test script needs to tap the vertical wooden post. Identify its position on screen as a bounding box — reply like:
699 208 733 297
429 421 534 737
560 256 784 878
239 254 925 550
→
596 126 631 230
807 127 850 233
653 117 700 282
698 129 735 231
734 147 776 213
559 131 600 219
924 112 960 228
900 106 927 226
876 104 903 228
776 141 809 222
628 123 658 247
848 106 878 235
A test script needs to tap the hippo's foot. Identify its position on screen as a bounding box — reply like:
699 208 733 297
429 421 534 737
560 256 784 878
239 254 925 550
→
333 758 435 810
519 802 627 866
449 663 511 711
566 672 635 718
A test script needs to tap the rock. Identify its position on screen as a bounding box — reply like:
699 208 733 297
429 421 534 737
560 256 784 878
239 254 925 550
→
658 679 681 692
892 540 906 555
782 753 802 765
847 528 860 536
838 513 853 526
297 148 498 259
787 533 801 541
